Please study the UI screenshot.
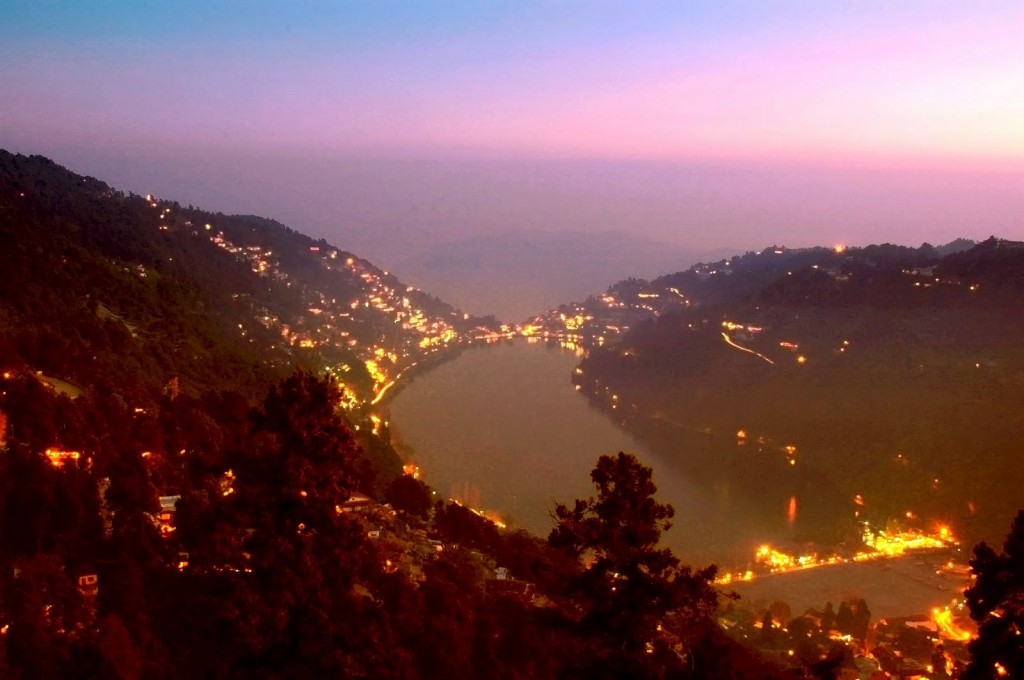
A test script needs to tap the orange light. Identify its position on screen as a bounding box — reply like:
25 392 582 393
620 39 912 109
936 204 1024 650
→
44 448 80 468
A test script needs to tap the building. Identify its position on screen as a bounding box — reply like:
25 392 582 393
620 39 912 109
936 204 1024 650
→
157 495 181 535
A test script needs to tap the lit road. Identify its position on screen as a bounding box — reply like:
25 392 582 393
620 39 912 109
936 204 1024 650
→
721 332 775 365
371 364 416 405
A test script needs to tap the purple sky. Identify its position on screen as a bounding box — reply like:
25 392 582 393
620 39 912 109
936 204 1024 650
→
1 1 1021 314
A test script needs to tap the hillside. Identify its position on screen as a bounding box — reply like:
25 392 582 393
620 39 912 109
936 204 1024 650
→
0 150 497 409
529 239 1024 549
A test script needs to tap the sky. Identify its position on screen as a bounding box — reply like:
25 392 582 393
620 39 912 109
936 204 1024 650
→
1 1 1022 316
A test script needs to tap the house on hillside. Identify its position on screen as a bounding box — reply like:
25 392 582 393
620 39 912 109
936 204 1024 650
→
77 572 99 598
486 567 536 603
157 495 181 535
341 493 375 513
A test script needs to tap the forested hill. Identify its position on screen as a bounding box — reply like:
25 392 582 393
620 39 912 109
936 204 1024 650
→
530 238 1024 341
0 150 496 407
533 239 1024 548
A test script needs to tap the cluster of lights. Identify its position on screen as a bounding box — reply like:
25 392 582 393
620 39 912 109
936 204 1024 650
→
753 544 835 573
858 524 953 559
199 224 478 406
44 448 80 468
931 606 973 642
716 523 957 586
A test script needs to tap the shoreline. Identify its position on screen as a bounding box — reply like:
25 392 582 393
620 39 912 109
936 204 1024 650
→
726 548 969 620
369 339 500 411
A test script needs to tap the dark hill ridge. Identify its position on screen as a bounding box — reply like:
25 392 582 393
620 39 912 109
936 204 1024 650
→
530 237 1024 550
0 150 497 406
528 237 1022 339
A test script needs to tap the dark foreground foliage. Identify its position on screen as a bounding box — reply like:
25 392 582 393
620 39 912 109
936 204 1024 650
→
0 369 787 679
964 510 1024 680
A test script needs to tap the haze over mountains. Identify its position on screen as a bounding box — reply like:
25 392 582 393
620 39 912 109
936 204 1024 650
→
13 144 1021 320
397 230 722 321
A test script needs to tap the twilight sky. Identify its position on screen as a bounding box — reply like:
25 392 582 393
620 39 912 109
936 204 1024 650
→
2 1 1021 316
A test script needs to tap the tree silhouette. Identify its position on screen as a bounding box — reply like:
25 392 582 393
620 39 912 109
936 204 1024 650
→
836 601 854 635
165 370 379 675
385 474 433 519
549 452 718 676
850 598 871 641
760 609 775 644
822 601 836 632
964 510 1024 679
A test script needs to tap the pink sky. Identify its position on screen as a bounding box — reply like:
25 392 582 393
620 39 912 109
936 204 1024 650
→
2 2 1020 167
0 2 1020 314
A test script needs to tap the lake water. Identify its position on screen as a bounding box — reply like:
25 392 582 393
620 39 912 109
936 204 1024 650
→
388 339 828 568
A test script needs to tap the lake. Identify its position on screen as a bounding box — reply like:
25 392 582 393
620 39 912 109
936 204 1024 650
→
389 339 839 568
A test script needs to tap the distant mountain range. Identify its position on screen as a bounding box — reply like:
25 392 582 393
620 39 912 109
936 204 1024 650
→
529 237 1020 339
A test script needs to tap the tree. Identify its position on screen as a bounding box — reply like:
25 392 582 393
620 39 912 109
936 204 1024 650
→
963 509 1024 679
768 601 792 631
435 500 499 551
385 474 433 519
822 601 836 632
167 371 378 676
224 369 369 551
835 601 854 636
549 452 718 676
849 598 871 641
3 554 96 679
760 609 775 644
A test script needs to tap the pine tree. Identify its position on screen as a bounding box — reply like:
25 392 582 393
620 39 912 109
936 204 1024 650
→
549 452 718 677
964 510 1024 679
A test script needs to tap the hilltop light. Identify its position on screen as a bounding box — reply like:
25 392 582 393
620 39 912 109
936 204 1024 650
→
834 244 846 254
